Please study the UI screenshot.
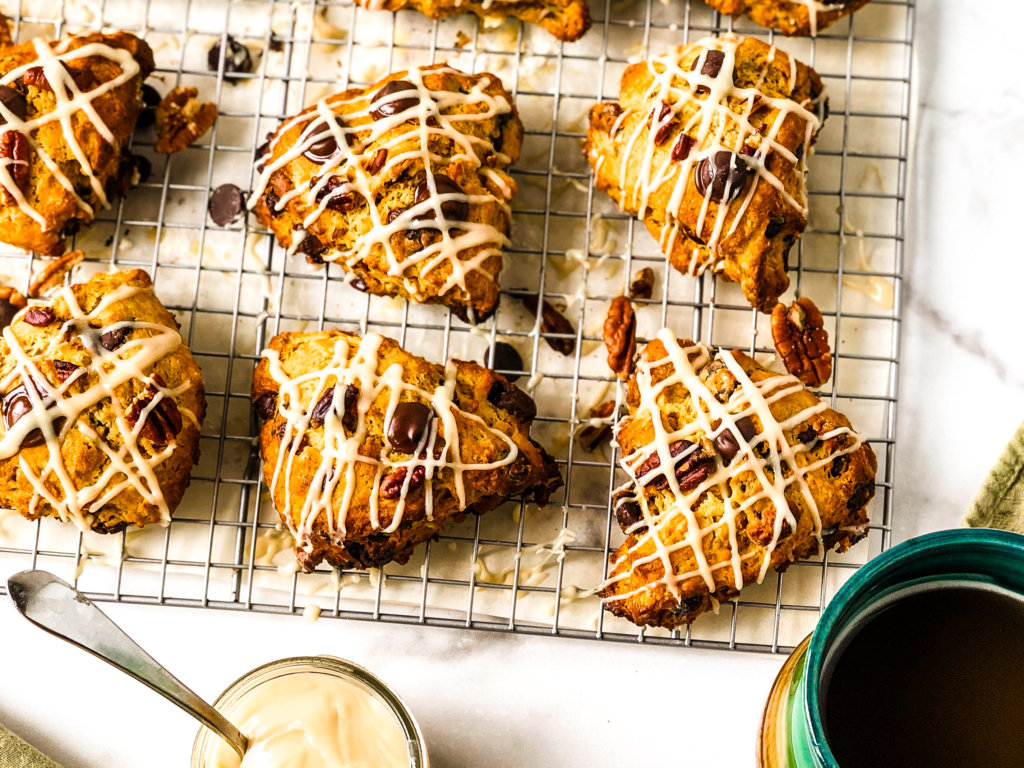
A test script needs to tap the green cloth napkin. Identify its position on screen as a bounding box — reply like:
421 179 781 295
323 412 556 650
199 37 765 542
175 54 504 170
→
964 420 1024 533
0 724 63 768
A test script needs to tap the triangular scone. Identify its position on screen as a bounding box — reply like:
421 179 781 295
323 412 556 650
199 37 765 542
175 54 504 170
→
251 65 523 324
599 329 876 629
0 270 206 533
252 331 563 571
585 35 825 313
356 0 591 41
704 0 872 36
0 32 154 255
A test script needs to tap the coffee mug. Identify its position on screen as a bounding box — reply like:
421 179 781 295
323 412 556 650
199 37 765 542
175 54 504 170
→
757 527 1024 767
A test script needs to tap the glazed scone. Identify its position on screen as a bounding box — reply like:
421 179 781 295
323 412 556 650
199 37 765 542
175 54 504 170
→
252 331 563 571
250 65 523 323
0 32 155 255
355 0 591 42
599 329 876 629
704 0 872 36
585 35 826 313
0 270 206 533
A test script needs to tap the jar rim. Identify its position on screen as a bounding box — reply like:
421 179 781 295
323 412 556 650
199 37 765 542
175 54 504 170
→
803 528 1024 767
190 655 427 768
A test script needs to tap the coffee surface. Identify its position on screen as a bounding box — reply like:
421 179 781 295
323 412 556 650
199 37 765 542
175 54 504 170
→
823 585 1024 768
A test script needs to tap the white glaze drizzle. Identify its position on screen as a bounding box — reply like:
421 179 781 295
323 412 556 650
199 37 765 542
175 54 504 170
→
0 37 143 229
601 328 864 606
262 332 521 557
0 281 198 530
600 35 822 278
249 66 515 309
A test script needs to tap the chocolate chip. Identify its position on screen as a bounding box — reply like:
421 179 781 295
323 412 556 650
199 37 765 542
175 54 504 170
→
349 277 369 292
24 308 54 327
53 360 78 382
101 326 130 351
615 497 645 533
298 232 325 260
309 386 335 427
2 382 58 448
486 380 537 422
387 401 432 453
765 214 786 239
136 84 160 129
0 86 27 124
829 453 849 478
366 148 388 175
370 80 419 121
207 35 253 81
672 595 707 618
414 174 468 222
302 123 340 164
132 154 152 185
208 183 246 227
796 425 818 446
254 392 276 420
713 416 757 464
695 151 749 204
671 134 695 162
701 49 726 78
846 482 872 511
487 342 523 382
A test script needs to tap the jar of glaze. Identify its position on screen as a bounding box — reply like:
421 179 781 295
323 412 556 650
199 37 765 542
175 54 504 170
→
757 528 1024 767
191 655 428 768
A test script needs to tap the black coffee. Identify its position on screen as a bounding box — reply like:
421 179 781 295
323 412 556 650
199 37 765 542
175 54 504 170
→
822 584 1024 768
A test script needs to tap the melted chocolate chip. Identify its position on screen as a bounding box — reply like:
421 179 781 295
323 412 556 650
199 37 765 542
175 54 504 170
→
487 342 523 382
796 426 818 446
713 416 757 464
2 382 58 448
208 183 246 227
486 380 537 422
254 392 276 420
298 232 325 260
615 497 645 533
101 326 130 351
0 85 27 124
765 214 786 239
207 35 253 81
413 175 468 222
136 84 160 129
309 386 335 427
829 453 849 478
24 307 54 327
387 401 432 453
302 123 340 164
695 151 749 204
701 49 726 78
370 80 419 121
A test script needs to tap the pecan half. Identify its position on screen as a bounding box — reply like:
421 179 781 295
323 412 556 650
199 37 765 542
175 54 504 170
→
603 295 636 380
380 465 426 500
577 399 616 452
28 249 84 298
771 297 832 387
0 128 29 193
519 294 575 356
128 379 184 446
628 267 654 300
154 86 218 155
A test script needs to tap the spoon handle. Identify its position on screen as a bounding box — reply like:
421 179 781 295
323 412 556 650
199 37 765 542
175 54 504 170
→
7 570 248 759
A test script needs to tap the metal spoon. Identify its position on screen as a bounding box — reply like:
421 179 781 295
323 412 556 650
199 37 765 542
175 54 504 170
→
7 569 249 759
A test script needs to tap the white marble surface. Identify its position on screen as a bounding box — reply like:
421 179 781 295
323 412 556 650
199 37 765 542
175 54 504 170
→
3 2 1022 766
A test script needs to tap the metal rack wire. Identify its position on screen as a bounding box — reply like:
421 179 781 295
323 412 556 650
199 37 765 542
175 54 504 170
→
0 0 913 653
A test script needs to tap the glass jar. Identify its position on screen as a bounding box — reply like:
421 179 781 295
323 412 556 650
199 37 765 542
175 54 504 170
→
757 528 1024 767
191 655 428 768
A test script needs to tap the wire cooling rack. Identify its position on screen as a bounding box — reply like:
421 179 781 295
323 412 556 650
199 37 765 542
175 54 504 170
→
0 0 913 653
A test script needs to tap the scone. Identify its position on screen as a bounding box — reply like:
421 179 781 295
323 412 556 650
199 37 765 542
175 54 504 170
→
355 0 591 42
599 329 876 629
585 35 826 313
0 31 155 255
704 0 872 36
252 331 563 571
0 270 206 533
250 65 523 323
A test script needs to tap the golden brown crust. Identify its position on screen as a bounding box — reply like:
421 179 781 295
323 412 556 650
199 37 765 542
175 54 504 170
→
0 269 206 533
584 36 825 313
705 0 872 36
599 334 876 629
252 65 523 323
0 32 154 255
252 331 562 571
358 0 591 41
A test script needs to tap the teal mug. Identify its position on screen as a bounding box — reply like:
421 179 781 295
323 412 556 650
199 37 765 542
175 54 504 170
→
757 528 1024 767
